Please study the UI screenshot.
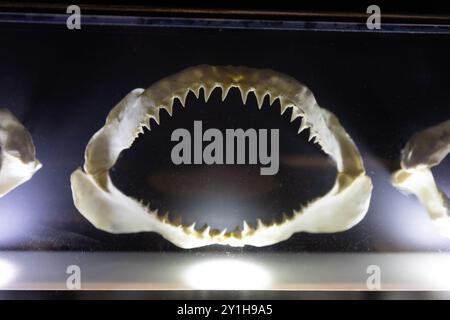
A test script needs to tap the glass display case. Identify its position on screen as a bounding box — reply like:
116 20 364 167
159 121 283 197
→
0 3 449 298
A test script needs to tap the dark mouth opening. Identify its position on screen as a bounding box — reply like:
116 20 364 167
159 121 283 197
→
110 86 336 232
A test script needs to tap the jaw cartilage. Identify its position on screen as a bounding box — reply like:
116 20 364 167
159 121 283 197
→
392 119 450 237
70 65 373 248
0 109 42 197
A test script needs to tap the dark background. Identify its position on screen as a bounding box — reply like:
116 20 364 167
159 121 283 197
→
0 13 449 252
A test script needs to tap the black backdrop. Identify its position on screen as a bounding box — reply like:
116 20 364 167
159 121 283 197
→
0 8 449 252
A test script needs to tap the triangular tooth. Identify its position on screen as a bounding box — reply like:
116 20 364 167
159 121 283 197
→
298 118 308 134
280 103 290 115
313 136 319 144
154 111 161 124
142 116 151 130
238 89 248 105
204 86 215 102
145 117 152 131
161 212 169 223
147 107 160 125
290 107 301 123
180 91 189 107
219 228 227 237
245 91 252 105
190 87 200 99
245 89 255 105
243 220 252 233
164 102 173 116
256 219 265 229
255 92 264 109
269 93 277 105
282 213 289 223
202 225 211 237
136 127 144 135
238 90 245 104
186 222 196 233
308 131 317 142
221 86 231 101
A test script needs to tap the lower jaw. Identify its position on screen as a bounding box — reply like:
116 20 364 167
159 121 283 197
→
71 169 372 248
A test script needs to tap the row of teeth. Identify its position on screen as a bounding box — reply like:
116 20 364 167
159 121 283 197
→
147 204 299 239
135 198 301 238
131 84 324 240
134 85 322 146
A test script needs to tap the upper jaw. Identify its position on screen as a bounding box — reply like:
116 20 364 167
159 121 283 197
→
401 119 450 169
84 66 365 180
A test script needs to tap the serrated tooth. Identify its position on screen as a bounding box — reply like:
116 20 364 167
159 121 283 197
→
201 225 211 237
161 212 169 223
204 85 215 102
298 118 308 134
238 88 250 105
190 87 200 99
280 103 290 115
313 136 320 144
154 110 161 124
308 131 318 142
269 93 277 105
243 220 252 233
180 91 189 107
219 228 227 237
290 107 302 123
142 116 151 130
163 102 173 116
255 92 264 109
221 86 231 101
256 219 265 230
136 127 144 135
315 136 324 146
147 107 160 125
186 222 196 233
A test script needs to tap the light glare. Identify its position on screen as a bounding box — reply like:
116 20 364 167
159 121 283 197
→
184 258 271 290
0 259 16 288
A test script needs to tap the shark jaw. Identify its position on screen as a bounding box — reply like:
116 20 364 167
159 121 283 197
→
70 65 372 248
0 109 42 197
392 119 450 238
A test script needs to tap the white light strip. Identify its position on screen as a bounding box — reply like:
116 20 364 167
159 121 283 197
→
183 258 272 290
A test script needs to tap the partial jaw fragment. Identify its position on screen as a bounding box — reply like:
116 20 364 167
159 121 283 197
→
392 119 450 237
0 109 42 197
70 65 372 248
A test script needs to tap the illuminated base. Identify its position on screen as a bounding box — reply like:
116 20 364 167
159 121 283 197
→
2 252 450 290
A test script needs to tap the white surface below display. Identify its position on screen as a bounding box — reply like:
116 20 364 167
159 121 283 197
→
0 252 450 291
